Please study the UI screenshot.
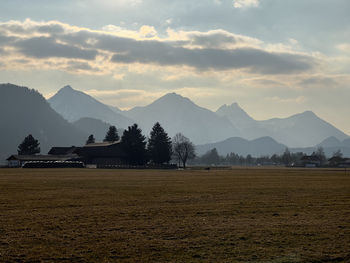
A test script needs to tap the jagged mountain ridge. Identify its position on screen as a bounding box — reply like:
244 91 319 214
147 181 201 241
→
216 103 349 147
124 93 241 145
48 86 348 147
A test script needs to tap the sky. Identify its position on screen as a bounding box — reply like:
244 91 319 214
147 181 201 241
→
0 0 349 134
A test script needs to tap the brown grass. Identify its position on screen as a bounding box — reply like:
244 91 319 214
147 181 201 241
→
0 168 349 262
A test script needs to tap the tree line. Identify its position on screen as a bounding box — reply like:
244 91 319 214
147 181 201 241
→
17 122 196 168
193 147 342 167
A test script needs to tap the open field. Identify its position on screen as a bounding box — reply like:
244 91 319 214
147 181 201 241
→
0 168 349 263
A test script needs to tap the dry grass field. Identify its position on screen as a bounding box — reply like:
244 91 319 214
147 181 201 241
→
0 168 349 263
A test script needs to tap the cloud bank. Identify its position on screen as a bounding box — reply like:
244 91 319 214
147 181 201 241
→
0 19 316 75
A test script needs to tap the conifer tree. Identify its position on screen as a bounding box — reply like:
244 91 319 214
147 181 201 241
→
148 122 172 165
104 126 119 142
86 134 95 145
17 134 40 155
121 124 147 165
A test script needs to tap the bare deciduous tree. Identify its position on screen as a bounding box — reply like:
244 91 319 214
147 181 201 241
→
172 133 195 168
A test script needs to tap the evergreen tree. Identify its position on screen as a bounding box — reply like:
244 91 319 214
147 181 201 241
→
148 122 172 165
199 148 220 165
104 126 119 142
17 134 40 155
121 124 147 165
86 134 95 145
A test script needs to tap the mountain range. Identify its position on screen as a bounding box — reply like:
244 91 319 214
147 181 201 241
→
1 83 349 163
197 136 350 157
48 85 348 147
216 103 348 147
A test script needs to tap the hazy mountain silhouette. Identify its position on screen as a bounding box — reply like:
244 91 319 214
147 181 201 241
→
124 93 241 144
216 103 256 128
197 136 287 157
48 87 348 147
216 103 348 147
197 135 350 158
316 136 342 148
48 85 133 128
73 117 124 142
0 83 86 163
343 138 350 148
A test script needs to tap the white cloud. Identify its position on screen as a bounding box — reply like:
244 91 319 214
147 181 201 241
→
233 0 259 9
337 43 350 53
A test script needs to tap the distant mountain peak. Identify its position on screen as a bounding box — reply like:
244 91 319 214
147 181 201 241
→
300 110 316 117
63 85 73 90
58 85 74 92
48 85 133 126
162 92 186 100
216 101 255 127
152 92 194 107
55 85 81 97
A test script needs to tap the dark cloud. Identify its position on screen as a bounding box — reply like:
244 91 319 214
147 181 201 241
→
0 21 316 74
111 44 314 74
299 76 338 87
37 24 65 34
15 36 98 60
188 32 237 48
65 61 98 72
60 30 314 74
0 33 15 45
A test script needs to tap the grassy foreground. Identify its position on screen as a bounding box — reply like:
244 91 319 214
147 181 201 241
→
0 168 349 263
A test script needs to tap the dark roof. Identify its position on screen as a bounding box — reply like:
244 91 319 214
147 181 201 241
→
301 155 320 162
84 142 120 147
7 154 78 161
48 146 80 155
77 142 126 158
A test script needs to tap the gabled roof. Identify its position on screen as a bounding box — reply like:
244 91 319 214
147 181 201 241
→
301 155 320 162
77 142 126 158
48 146 80 155
84 141 120 147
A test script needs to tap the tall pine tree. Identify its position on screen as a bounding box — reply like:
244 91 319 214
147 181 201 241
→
86 134 95 145
18 134 40 155
104 126 119 142
121 124 147 165
148 122 172 165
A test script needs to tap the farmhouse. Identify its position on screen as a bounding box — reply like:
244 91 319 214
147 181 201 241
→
328 156 350 168
301 155 321 167
48 146 80 155
75 142 127 168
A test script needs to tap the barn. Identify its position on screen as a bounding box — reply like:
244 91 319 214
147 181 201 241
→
75 142 127 168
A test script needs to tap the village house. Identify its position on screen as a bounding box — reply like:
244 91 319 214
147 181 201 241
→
328 156 350 168
300 155 321 167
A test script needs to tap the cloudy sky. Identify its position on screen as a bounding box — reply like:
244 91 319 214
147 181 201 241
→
0 0 349 133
